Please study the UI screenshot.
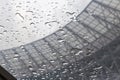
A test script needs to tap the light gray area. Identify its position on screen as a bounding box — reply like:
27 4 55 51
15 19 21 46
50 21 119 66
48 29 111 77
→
0 0 91 50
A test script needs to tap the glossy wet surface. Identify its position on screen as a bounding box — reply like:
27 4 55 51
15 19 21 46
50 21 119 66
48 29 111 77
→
0 0 91 50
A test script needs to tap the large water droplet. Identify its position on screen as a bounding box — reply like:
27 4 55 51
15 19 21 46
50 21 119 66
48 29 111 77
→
50 60 55 63
62 69 68 73
66 12 75 15
28 65 34 71
0 25 5 28
52 52 57 55
57 38 64 42
16 13 24 20
62 62 68 66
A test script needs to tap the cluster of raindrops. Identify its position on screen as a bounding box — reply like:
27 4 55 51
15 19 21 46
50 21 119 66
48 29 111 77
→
0 0 91 50
20 54 112 80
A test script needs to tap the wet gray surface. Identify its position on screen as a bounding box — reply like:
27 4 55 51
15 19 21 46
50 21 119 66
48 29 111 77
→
21 36 120 80
0 0 120 79
0 0 91 50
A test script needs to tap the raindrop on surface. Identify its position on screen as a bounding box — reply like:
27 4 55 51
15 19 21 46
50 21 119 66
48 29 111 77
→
32 71 37 75
57 38 64 42
22 26 27 29
3 30 8 33
50 60 55 63
56 74 60 78
10 69 14 73
14 54 19 57
69 77 74 80
26 10 33 13
70 48 83 55
75 52 80 56
6 19 10 22
52 52 57 55
59 29 65 34
13 53 20 59
79 69 82 71
66 12 75 15
83 42 88 46
28 61 32 64
1 63 6 66
0 25 5 28
42 64 46 67
20 45 24 49
39 68 45 71
62 62 69 66
22 73 26 77
41 77 45 80
28 65 34 71
94 66 103 70
45 21 59 25
20 45 26 51
0 33 3 36
62 69 68 73
16 6 21 8
79 73 84 76
15 13 24 20
13 57 18 60
30 22 35 25
75 50 83 56
26 1 30 3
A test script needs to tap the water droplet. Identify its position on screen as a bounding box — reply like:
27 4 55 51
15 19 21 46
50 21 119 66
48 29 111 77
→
3 30 7 33
39 68 45 71
52 52 57 55
50 60 55 63
42 64 46 67
56 74 59 78
66 12 75 15
45 21 59 25
26 1 30 3
70 48 82 55
13 53 20 59
59 29 65 34
0 33 3 36
42 77 45 80
22 73 26 77
69 77 74 80
94 66 103 70
62 69 68 73
28 65 34 71
32 71 37 75
75 50 83 56
16 6 21 8
26 11 33 13
14 54 19 57
62 62 68 66
16 13 24 20
20 45 26 51
13 57 18 60
30 22 35 25
6 19 10 22
0 25 5 28
1 63 6 66
22 26 27 29
57 38 64 42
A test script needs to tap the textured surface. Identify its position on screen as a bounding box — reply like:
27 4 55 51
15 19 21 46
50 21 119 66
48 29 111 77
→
21 36 120 80
0 0 91 50
0 0 120 79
